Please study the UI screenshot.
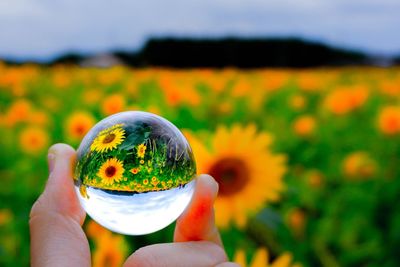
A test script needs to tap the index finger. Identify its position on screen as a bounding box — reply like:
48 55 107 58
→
173 174 223 246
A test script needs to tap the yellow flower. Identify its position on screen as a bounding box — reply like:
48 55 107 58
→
137 143 147 158
97 158 125 186
324 85 369 115
130 168 139 175
287 208 306 237
377 106 400 135
292 115 316 137
86 220 108 239
234 247 301 267
65 111 96 140
91 125 125 153
19 126 49 154
185 124 286 228
92 230 128 267
101 93 125 116
342 152 377 180
0 209 13 226
79 185 89 199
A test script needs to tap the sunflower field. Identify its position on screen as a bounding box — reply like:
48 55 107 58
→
1 62 400 266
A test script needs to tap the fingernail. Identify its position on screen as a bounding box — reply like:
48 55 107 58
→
48 153 55 174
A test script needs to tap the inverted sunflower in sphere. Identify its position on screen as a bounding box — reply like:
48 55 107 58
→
185 124 287 228
90 124 125 153
97 158 125 186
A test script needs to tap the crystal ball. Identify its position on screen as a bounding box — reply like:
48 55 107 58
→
74 111 196 235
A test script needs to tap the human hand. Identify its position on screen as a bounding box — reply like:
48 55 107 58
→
30 143 239 267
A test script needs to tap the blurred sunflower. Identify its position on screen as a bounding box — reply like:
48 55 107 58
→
19 126 49 154
286 208 306 237
4 98 32 127
377 106 400 135
324 86 369 115
234 247 301 267
292 115 316 137
97 158 124 186
186 124 286 228
92 230 128 267
342 151 377 180
91 125 125 153
101 94 125 116
0 209 13 226
65 111 96 140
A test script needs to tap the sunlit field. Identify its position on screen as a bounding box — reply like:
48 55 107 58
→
1 62 400 266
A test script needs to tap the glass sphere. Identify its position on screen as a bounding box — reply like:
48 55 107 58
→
74 111 196 235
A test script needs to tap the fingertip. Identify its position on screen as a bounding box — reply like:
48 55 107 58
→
196 174 219 200
174 174 222 245
48 143 76 158
46 143 77 187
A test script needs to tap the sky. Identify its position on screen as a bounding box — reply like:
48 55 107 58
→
0 0 399 61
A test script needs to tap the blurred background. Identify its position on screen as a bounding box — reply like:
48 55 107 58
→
1 1 400 266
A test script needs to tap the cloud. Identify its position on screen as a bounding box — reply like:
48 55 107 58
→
0 0 399 60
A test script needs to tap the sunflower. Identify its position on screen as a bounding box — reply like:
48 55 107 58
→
91 125 125 153
92 229 128 267
65 111 95 140
19 126 49 155
101 93 125 116
130 168 139 175
377 106 400 135
342 151 377 180
97 158 125 186
185 124 286 228
234 247 301 267
292 115 316 137
137 143 147 158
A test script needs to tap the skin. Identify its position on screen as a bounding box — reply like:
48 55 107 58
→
30 143 239 267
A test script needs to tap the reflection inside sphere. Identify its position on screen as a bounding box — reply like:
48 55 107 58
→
74 111 196 235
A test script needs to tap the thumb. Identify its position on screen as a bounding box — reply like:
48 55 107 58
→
30 143 89 267
31 143 84 223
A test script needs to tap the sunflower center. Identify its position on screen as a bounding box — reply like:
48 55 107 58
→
209 157 249 196
103 133 116 144
105 166 117 177
75 124 85 135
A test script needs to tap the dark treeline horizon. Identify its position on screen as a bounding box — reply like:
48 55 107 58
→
4 37 396 68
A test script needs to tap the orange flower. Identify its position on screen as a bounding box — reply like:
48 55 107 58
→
342 152 377 180
101 94 125 115
379 80 400 97
296 72 322 92
0 209 13 226
130 168 139 175
305 169 323 189
324 86 369 115
19 126 49 154
289 95 307 111
262 70 290 91
292 115 316 137
378 106 400 135
86 220 108 239
29 110 50 127
287 208 306 236
82 88 103 105
5 99 32 126
234 247 301 267
92 230 128 267
65 111 96 140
